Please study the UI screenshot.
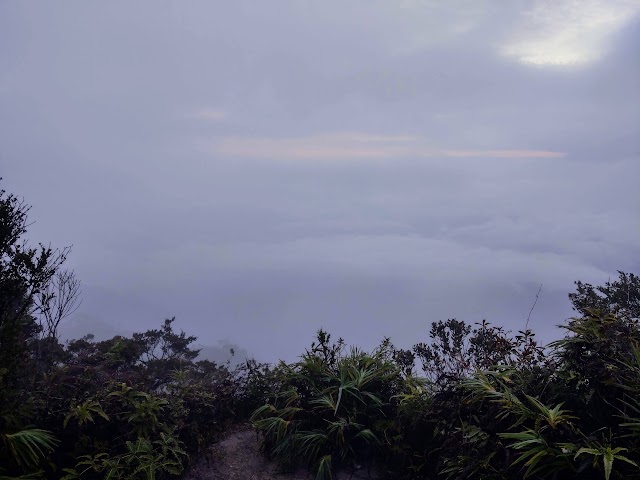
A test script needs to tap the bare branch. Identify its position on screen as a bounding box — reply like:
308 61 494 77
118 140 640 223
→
525 284 543 331
37 268 82 339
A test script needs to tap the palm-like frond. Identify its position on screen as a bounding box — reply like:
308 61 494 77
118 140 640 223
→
316 454 332 480
575 446 639 480
618 394 640 437
499 430 572 478
296 431 327 461
0 429 58 471
524 395 576 429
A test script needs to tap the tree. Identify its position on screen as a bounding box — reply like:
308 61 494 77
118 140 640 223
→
0 180 70 476
0 183 66 400
36 269 82 340
569 271 640 320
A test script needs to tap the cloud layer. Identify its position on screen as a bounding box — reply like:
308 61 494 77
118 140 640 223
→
1 1 638 361
212 133 565 160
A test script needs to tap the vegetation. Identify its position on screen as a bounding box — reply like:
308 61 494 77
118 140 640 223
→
1 181 639 479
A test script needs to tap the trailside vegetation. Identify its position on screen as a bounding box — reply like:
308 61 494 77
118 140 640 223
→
1 181 639 479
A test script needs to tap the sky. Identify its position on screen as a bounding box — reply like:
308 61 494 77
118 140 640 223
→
1 1 639 362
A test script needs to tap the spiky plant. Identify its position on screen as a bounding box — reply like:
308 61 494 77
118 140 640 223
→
61 433 187 480
252 331 402 479
447 310 639 480
0 428 58 478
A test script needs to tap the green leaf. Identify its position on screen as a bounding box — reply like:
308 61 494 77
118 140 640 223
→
603 449 614 480
1 429 58 469
316 454 332 480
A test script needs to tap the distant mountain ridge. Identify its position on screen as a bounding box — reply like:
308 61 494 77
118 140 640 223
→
59 313 250 366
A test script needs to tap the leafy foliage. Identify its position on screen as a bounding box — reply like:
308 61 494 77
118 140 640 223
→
570 272 640 320
0 428 58 476
251 331 402 478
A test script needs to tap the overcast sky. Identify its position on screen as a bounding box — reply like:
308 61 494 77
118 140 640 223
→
1 1 639 362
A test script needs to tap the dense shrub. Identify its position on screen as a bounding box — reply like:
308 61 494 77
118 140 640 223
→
251 331 404 477
252 302 640 479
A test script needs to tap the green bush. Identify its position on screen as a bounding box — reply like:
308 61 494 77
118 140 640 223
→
251 331 403 478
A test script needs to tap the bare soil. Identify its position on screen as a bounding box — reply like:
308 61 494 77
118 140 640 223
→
183 424 381 480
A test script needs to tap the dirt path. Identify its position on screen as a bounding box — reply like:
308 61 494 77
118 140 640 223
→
184 425 312 480
183 425 381 480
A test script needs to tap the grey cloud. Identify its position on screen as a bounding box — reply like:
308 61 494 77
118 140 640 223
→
1 1 638 362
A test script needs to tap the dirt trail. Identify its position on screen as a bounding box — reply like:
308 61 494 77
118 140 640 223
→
184 425 380 480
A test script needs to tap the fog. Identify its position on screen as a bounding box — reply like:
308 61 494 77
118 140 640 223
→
2 1 639 362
